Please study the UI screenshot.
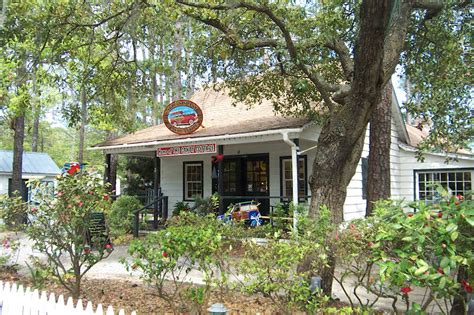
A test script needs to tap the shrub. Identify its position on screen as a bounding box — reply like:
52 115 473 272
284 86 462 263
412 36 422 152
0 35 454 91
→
172 200 190 217
25 171 113 298
0 194 27 230
124 213 230 314
334 193 474 314
0 235 19 268
108 195 142 238
192 193 219 216
238 206 333 314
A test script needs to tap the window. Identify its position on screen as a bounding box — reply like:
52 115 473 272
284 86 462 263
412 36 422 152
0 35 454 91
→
416 169 473 203
280 156 307 200
183 162 203 200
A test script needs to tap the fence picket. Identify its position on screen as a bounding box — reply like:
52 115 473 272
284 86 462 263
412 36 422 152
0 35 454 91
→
106 305 115 315
95 303 104 315
0 282 138 315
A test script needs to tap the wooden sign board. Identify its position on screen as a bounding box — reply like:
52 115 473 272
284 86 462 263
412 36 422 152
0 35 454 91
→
157 143 217 157
163 99 203 135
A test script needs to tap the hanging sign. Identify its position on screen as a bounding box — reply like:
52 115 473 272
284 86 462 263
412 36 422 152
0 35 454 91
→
157 143 217 157
163 99 203 135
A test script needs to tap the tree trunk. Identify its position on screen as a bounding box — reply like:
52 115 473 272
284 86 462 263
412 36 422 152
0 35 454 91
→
450 265 468 315
31 112 40 152
306 0 393 296
78 86 87 164
11 115 25 198
171 18 183 101
366 83 392 216
150 44 159 125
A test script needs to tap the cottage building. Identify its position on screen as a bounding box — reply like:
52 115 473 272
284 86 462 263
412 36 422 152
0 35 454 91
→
0 150 60 201
92 88 474 221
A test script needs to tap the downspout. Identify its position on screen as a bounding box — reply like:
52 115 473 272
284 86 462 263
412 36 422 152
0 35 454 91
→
281 131 299 232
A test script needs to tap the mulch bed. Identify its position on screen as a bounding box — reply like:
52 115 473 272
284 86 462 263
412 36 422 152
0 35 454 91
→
0 267 355 314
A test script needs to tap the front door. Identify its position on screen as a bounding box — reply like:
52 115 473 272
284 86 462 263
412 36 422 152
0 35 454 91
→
221 154 270 215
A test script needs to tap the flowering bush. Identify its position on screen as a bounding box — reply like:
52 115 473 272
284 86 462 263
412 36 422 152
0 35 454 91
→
334 193 474 314
0 236 19 267
25 171 113 298
124 213 230 314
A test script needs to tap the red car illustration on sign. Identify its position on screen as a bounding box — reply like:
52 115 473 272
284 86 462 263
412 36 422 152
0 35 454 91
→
169 110 198 126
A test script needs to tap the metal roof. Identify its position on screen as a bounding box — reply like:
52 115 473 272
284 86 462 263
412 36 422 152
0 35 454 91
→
0 150 60 175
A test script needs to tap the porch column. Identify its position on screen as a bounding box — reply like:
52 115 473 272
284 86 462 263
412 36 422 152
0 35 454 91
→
153 155 161 228
217 145 224 215
104 153 111 186
282 132 299 231
291 139 299 209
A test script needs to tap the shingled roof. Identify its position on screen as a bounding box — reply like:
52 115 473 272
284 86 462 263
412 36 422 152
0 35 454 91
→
93 88 311 148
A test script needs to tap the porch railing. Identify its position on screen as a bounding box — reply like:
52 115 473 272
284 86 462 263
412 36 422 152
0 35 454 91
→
133 193 168 237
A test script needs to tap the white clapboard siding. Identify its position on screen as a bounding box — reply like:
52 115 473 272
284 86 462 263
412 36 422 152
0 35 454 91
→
0 281 137 315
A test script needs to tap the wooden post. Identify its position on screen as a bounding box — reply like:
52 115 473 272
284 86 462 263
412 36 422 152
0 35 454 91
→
153 156 160 229
217 145 224 215
104 154 111 185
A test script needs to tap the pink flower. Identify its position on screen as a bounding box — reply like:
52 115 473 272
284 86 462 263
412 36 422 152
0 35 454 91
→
78 202 84 207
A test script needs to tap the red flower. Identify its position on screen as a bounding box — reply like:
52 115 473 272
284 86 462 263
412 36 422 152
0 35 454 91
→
368 241 374 248
437 267 444 274
67 163 81 175
162 251 168 258
78 202 84 207
461 280 473 293
455 194 464 201
105 244 113 252
84 247 91 255
31 207 38 214
408 213 414 218
400 287 412 294
103 195 110 201
437 212 443 218
88 191 94 195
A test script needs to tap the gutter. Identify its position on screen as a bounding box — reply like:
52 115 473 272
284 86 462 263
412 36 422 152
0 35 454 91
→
280 131 300 232
89 127 305 152
398 143 474 161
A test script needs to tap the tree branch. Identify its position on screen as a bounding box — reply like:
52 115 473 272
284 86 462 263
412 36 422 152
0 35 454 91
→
177 0 340 108
325 39 354 81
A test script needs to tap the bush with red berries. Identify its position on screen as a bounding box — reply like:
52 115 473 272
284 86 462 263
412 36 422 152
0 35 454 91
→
334 190 473 314
123 213 230 314
25 171 113 298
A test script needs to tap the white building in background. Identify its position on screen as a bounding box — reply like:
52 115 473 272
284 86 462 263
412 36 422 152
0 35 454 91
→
91 87 474 220
0 150 60 201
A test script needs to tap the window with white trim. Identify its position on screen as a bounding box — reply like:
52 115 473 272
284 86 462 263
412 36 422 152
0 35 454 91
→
183 162 203 200
281 157 306 199
416 169 472 202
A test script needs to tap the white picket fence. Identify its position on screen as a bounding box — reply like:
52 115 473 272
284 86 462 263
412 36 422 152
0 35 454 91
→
0 281 137 315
